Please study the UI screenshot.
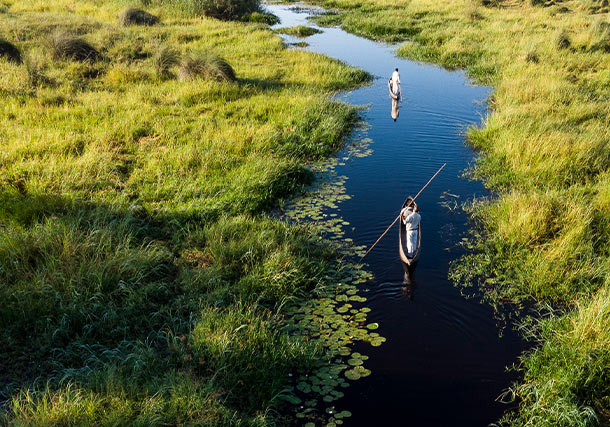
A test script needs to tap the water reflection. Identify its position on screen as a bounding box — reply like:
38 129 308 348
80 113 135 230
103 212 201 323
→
391 98 400 121
388 78 402 122
402 267 417 300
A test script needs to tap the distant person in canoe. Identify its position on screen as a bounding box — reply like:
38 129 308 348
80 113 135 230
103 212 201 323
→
389 68 402 103
400 203 420 257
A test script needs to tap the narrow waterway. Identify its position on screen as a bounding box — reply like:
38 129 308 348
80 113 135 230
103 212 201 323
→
269 4 525 425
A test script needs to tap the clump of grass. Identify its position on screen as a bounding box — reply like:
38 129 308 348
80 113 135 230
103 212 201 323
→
242 11 279 25
119 8 160 26
178 52 236 82
524 49 539 63
502 286 610 425
24 56 50 87
275 25 322 38
0 37 21 63
555 29 571 49
587 18 610 52
466 5 484 21
154 45 180 78
50 32 101 62
193 0 262 20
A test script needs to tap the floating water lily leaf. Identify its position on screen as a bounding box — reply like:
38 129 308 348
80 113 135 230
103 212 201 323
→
344 369 361 380
367 323 379 330
305 424 315 427
297 382 311 393
347 358 363 366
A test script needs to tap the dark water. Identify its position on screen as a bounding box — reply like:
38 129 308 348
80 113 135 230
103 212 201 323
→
269 5 525 426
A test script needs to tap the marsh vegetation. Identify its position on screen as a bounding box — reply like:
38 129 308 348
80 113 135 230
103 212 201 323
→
0 0 370 424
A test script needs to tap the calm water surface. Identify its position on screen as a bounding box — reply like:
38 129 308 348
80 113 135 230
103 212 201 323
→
268 5 525 425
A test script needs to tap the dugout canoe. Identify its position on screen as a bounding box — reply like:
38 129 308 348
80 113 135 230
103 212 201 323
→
399 197 421 270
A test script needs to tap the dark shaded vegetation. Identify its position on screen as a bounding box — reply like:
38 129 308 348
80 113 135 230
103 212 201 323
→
242 11 280 24
0 37 21 63
153 45 180 77
145 0 263 20
178 52 236 81
119 8 160 26
50 32 101 62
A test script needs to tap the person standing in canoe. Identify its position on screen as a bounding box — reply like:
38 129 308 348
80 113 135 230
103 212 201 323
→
400 203 420 257
391 68 402 103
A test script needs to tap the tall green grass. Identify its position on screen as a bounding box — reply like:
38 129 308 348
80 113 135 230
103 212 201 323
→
0 0 369 423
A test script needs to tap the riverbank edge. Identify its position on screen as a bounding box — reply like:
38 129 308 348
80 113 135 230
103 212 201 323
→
291 0 610 424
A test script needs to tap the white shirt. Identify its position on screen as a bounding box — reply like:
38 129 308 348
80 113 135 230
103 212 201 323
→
401 208 420 230
391 70 401 86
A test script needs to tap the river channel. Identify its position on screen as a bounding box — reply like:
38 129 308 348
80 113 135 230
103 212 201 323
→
268 4 526 425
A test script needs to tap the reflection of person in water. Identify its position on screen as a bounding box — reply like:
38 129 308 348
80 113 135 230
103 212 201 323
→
388 68 402 122
402 268 417 300
391 97 400 122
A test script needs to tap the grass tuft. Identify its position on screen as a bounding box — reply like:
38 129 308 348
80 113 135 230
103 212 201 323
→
50 32 101 62
587 18 610 52
119 8 160 26
191 0 262 20
178 52 236 82
242 11 280 25
555 29 571 49
524 49 539 63
0 37 21 63
153 45 180 78
24 56 50 87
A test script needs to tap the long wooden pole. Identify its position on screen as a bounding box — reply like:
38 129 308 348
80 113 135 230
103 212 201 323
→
359 163 446 261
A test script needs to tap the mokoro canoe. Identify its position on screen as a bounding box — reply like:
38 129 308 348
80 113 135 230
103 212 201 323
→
399 197 421 270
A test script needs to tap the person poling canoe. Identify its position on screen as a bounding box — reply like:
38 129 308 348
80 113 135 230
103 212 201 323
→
399 197 421 270
359 163 446 263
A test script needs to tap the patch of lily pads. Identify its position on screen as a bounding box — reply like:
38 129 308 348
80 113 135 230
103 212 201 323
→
277 125 387 425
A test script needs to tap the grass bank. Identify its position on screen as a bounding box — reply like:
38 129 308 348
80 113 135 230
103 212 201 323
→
305 0 610 424
0 0 370 424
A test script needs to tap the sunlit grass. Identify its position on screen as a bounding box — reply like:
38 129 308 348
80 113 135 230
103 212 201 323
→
0 0 369 424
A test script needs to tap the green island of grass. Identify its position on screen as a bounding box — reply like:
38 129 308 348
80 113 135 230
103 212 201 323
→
275 25 324 37
307 0 610 424
0 0 370 424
